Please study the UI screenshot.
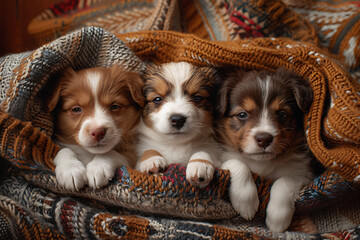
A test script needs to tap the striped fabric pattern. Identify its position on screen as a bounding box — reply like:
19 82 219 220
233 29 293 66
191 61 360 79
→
0 0 360 238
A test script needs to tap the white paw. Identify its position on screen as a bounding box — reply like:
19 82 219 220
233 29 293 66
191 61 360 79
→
186 161 215 188
222 159 259 220
139 156 167 174
229 178 259 220
86 159 116 189
266 200 294 232
55 159 87 191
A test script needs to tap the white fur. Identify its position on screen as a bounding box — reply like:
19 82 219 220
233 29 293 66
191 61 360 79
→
54 71 129 191
221 158 259 220
86 150 128 189
186 151 215 188
222 148 311 232
53 147 87 191
77 72 121 154
221 73 312 232
147 64 206 139
244 109 278 159
149 96 202 136
243 76 278 160
136 62 220 187
139 155 167 173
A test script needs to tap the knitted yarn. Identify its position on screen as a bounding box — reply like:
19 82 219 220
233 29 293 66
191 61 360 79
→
0 166 358 239
116 30 360 181
0 26 145 170
0 0 360 237
1 27 359 180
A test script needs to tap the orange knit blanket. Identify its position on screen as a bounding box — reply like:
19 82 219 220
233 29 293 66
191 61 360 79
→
1 29 359 180
117 31 360 181
0 0 360 238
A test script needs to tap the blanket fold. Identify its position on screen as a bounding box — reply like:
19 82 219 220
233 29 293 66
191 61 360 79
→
1 0 360 238
1 26 360 239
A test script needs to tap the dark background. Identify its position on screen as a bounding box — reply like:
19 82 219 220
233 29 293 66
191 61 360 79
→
0 0 63 57
0 0 62 179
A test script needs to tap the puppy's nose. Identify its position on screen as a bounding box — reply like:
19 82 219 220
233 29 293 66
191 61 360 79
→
90 127 106 141
170 114 187 129
255 132 273 149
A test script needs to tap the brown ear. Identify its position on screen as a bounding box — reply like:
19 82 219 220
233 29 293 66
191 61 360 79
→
46 83 61 112
276 67 313 112
46 68 76 111
110 65 145 107
126 72 145 107
216 67 245 116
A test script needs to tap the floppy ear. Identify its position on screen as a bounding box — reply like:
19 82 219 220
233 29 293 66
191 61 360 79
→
110 65 145 107
277 67 313 112
46 68 76 111
216 67 244 116
126 72 145 107
46 83 61 112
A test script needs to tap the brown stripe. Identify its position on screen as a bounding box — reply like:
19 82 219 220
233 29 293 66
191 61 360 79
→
140 149 163 162
188 158 215 167
213 225 256 240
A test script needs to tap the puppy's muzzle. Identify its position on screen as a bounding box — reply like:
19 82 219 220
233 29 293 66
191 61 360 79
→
170 114 187 130
255 132 273 149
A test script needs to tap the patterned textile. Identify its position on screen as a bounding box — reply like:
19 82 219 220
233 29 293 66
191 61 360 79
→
28 0 319 43
27 0 360 84
0 166 359 239
284 0 360 78
0 0 360 239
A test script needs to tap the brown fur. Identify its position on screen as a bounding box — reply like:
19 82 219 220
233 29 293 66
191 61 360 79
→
216 67 313 157
188 159 215 167
142 62 218 130
140 149 163 162
48 65 144 165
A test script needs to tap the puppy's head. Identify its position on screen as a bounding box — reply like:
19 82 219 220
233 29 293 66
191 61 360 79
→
48 65 144 154
142 62 217 142
216 67 313 161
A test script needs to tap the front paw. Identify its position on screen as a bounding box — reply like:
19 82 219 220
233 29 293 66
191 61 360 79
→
86 160 116 189
55 160 87 191
266 200 294 232
230 178 259 221
139 155 167 174
186 160 215 188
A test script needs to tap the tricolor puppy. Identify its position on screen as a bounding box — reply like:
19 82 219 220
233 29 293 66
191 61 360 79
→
136 62 220 188
48 66 144 191
216 68 313 232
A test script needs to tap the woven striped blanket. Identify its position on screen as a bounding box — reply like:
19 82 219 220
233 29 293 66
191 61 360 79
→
1 0 360 239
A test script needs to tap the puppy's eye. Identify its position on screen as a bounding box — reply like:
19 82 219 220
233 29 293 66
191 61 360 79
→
191 95 204 103
236 111 248 120
277 111 288 119
71 106 82 113
111 104 122 111
152 97 163 104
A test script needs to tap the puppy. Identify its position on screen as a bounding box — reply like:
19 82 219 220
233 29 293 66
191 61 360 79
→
135 62 220 188
216 68 313 232
48 65 144 191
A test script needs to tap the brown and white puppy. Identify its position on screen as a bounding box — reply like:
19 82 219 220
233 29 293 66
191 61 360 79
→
216 68 313 232
48 66 144 191
135 62 220 188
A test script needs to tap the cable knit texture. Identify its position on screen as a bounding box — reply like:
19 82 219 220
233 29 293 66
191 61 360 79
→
0 0 360 239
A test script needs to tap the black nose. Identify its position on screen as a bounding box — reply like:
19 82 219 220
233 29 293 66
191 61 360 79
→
255 132 273 149
170 114 187 129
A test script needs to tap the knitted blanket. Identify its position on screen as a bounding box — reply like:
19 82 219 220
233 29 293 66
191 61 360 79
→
1 0 360 239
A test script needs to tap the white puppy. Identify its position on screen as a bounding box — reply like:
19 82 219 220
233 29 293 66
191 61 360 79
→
135 62 220 188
